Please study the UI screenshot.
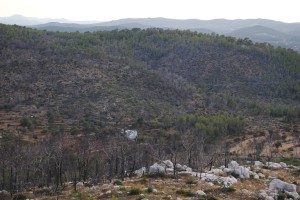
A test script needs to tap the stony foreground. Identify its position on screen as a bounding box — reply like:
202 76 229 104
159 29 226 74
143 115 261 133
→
0 160 299 200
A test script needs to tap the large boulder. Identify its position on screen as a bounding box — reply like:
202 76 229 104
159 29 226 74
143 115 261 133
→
208 168 224 175
228 161 249 179
134 167 146 176
196 190 206 197
200 173 237 186
162 160 174 169
149 163 166 175
254 161 263 166
269 179 297 193
266 162 282 169
125 130 138 140
175 163 185 171
279 162 287 168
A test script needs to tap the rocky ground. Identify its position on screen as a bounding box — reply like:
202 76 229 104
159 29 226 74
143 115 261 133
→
1 160 299 200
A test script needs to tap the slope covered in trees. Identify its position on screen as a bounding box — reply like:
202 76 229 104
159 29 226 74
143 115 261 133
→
1 24 299 125
0 24 299 196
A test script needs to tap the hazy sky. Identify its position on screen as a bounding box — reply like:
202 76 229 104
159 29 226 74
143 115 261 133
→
0 0 299 22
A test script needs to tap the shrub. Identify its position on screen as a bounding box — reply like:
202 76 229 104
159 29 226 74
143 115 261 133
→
221 186 236 193
128 188 141 195
41 129 48 134
113 180 123 186
176 189 194 197
147 187 153 193
140 177 147 185
20 118 30 127
277 193 286 200
186 179 197 185
199 196 218 200
13 194 27 200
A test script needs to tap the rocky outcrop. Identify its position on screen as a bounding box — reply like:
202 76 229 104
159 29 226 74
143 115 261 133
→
265 162 282 169
269 179 297 192
134 167 146 176
193 172 238 186
125 130 138 140
227 160 250 179
149 160 192 175
162 160 174 169
196 190 206 197
149 163 166 175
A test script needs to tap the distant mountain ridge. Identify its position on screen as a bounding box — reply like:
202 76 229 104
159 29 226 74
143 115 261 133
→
0 14 100 25
1 15 300 50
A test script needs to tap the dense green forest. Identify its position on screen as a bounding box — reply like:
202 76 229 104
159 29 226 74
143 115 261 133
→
0 24 299 197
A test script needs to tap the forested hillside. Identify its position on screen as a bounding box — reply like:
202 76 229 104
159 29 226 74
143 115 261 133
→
0 24 299 198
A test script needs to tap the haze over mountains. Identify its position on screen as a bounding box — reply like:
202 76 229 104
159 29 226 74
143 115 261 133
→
1 15 300 51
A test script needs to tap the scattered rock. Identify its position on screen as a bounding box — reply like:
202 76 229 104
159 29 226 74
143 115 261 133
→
76 182 84 187
254 174 260 179
279 162 287 168
259 190 268 198
223 168 234 173
134 167 146 176
175 163 185 171
228 161 250 179
125 130 137 140
285 190 300 199
266 162 282 169
105 190 112 195
196 190 206 196
149 163 166 175
162 160 174 169
199 173 238 186
269 179 297 193
265 196 275 200
185 167 192 172
208 168 223 175
91 186 100 190
258 173 265 178
166 168 174 173
241 189 254 195
255 161 263 166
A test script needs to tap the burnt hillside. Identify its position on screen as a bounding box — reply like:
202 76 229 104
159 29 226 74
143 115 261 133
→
0 24 300 129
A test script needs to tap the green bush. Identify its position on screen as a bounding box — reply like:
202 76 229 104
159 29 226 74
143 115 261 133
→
199 196 218 200
277 193 286 200
147 187 153 193
176 189 194 197
128 188 141 195
186 179 197 185
13 194 27 200
221 186 236 193
20 118 31 128
113 180 123 186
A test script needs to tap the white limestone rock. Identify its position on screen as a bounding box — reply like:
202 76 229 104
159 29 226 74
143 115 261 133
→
266 162 282 169
125 130 138 140
162 160 174 169
149 163 166 175
228 160 250 179
279 162 287 168
196 190 206 196
255 161 263 166
269 179 297 193
175 163 185 171
258 173 265 178
134 167 146 177
265 196 275 200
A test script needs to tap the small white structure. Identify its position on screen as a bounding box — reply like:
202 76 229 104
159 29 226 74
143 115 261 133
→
125 130 138 140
